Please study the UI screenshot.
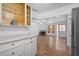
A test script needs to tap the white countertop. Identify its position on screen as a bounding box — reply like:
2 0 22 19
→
0 31 38 44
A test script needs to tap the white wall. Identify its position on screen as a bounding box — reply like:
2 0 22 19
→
38 3 79 19
59 23 67 38
67 14 71 47
36 23 48 31
46 15 67 37
57 21 67 38
30 22 39 34
33 15 67 37
32 9 40 20
51 21 67 37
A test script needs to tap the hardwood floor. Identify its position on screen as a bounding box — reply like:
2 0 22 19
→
36 35 69 56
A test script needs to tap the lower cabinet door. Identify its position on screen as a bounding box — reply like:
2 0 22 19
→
24 37 37 56
0 45 24 56
10 45 24 56
0 50 11 56
31 40 37 56
24 43 31 56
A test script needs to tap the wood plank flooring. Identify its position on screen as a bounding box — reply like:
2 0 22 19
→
36 35 69 56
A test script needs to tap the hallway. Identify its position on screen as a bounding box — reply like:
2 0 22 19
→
36 35 69 56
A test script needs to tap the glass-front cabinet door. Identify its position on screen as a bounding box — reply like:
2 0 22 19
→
25 4 32 26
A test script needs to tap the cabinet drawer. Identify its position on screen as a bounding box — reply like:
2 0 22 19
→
0 45 24 56
10 45 24 56
24 37 37 44
24 39 31 44
0 50 11 56
0 40 24 52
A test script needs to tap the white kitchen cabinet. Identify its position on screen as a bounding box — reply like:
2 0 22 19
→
31 37 37 56
24 40 32 56
24 37 37 56
0 36 37 56
0 39 25 53
0 50 11 56
0 45 24 56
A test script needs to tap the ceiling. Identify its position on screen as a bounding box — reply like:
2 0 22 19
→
29 3 73 14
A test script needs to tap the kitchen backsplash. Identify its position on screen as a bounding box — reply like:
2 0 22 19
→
0 26 30 32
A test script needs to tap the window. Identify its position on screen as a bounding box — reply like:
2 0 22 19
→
59 24 65 31
48 24 55 33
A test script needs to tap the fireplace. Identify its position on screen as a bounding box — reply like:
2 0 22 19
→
39 31 46 36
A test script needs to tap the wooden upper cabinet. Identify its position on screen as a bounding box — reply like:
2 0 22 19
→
2 3 32 26
16 4 25 26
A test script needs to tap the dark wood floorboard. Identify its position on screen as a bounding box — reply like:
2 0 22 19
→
36 35 69 56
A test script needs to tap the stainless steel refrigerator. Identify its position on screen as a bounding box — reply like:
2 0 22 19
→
72 7 79 56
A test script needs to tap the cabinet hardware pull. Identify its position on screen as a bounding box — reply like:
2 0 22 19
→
12 43 14 46
31 41 33 43
12 52 14 54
